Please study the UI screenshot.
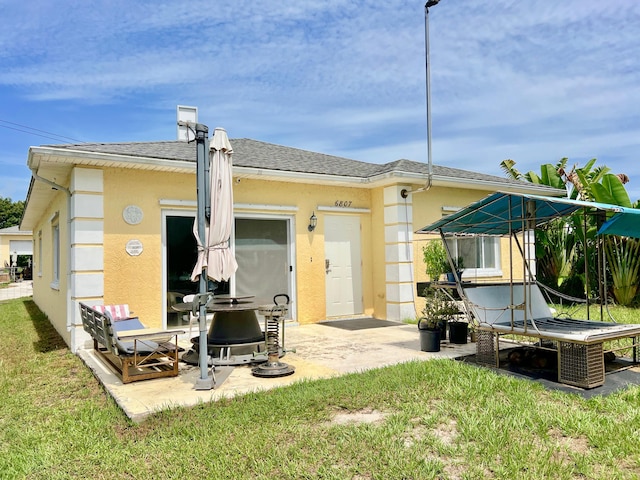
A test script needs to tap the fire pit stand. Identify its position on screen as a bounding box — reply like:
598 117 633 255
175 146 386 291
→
180 294 293 369
252 296 295 378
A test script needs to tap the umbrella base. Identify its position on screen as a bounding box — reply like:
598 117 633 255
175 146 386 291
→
194 375 215 390
251 360 295 378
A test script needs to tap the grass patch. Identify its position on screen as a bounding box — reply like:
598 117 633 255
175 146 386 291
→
1 298 640 478
549 304 640 357
551 303 640 325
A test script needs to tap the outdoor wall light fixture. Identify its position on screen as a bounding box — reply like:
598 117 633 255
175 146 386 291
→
308 212 317 232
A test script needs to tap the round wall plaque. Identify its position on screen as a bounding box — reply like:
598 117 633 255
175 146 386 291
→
125 239 144 256
123 205 143 225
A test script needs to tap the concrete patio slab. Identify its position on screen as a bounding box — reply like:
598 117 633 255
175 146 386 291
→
0 280 33 301
77 321 478 422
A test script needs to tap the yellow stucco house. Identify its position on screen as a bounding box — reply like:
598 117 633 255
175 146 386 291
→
20 136 561 352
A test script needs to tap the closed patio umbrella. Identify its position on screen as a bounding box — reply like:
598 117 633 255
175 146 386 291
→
190 126 238 389
191 127 238 283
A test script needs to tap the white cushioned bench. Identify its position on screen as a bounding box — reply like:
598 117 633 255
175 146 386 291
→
79 303 184 383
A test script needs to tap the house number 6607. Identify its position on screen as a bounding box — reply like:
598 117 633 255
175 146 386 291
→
334 201 352 207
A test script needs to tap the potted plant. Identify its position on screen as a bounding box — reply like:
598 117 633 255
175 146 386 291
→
468 322 477 342
418 286 460 351
422 241 449 282
417 316 441 352
445 256 465 282
448 315 469 344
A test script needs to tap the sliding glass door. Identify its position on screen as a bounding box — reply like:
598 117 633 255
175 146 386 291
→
234 217 292 317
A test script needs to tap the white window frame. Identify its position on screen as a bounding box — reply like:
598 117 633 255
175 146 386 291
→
441 205 501 278
445 236 502 278
51 214 60 289
37 230 42 276
161 208 196 329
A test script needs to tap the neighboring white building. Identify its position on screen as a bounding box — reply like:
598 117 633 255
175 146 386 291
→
0 226 33 282
0 226 33 266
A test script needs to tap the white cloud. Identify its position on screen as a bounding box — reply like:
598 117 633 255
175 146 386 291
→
1 0 640 202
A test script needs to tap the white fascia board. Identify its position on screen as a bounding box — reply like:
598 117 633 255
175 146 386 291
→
432 175 566 196
31 148 370 185
383 169 565 196
366 171 425 186
0 231 32 236
29 146 195 172
236 168 424 188
27 146 564 197
233 166 369 186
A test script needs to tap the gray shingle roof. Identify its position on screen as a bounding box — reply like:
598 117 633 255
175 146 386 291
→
45 138 546 189
0 226 30 234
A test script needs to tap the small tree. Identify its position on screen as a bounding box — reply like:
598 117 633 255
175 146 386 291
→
421 286 459 329
422 241 448 281
501 157 640 305
605 236 640 305
0 197 25 229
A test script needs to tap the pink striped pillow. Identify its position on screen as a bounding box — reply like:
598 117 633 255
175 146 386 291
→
94 304 131 320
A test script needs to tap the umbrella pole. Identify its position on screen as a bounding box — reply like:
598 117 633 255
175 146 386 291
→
195 123 215 390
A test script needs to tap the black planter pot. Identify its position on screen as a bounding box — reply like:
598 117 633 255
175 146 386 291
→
418 319 441 352
437 319 448 341
448 322 468 344
419 329 441 352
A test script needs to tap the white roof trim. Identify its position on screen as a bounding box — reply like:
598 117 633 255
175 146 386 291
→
29 146 194 173
233 166 369 185
28 146 564 195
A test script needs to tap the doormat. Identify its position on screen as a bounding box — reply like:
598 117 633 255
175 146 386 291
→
457 348 640 399
318 318 405 331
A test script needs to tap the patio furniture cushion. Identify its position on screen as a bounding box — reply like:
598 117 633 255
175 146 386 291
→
104 312 162 355
93 304 132 320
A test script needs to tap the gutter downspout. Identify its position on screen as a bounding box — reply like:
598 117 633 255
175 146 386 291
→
28 167 75 348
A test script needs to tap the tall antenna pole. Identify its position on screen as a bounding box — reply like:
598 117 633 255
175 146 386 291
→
400 1 441 199
424 0 439 189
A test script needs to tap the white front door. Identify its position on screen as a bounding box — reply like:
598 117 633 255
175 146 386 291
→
324 215 363 317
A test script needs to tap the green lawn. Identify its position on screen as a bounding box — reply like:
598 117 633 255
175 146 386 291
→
1 297 640 479
551 303 640 325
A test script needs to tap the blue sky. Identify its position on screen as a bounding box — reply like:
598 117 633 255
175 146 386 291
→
2 0 640 202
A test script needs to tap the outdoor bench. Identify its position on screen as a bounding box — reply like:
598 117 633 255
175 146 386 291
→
79 302 184 383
